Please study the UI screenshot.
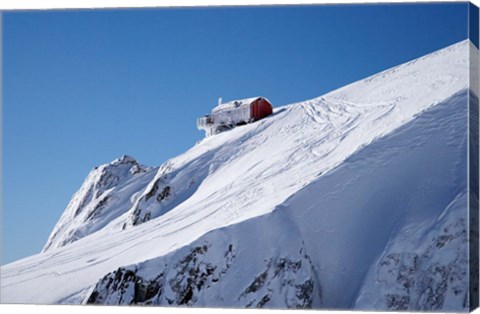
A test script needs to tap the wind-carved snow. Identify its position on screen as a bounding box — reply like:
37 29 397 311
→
0 40 474 310
84 90 471 310
110 40 469 236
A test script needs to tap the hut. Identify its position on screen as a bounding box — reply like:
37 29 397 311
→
197 97 273 136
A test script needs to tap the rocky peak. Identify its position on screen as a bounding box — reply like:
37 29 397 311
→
42 155 154 252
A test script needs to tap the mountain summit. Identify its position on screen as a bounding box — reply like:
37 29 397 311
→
42 155 154 252
2 40 476 311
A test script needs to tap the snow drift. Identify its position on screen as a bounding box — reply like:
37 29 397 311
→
1 40 477 311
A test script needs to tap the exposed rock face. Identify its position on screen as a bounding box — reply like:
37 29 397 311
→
123 154 212 229
87 241 319 308
126 162 175 227
355 192 470 312
238 255 316 309
87 244 235 305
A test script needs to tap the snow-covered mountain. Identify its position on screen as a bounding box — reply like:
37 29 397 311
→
42 155 156 252
1 40 477 311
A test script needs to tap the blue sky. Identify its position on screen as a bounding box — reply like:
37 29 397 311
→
2 3 471 264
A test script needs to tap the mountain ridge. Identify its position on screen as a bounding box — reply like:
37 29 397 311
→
85 89 470 309
42 154 156 252
1 40 475 311
43 40 471 253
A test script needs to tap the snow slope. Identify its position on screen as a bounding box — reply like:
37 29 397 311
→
86 90 470 310
1 40 475 310
44 39 470 251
